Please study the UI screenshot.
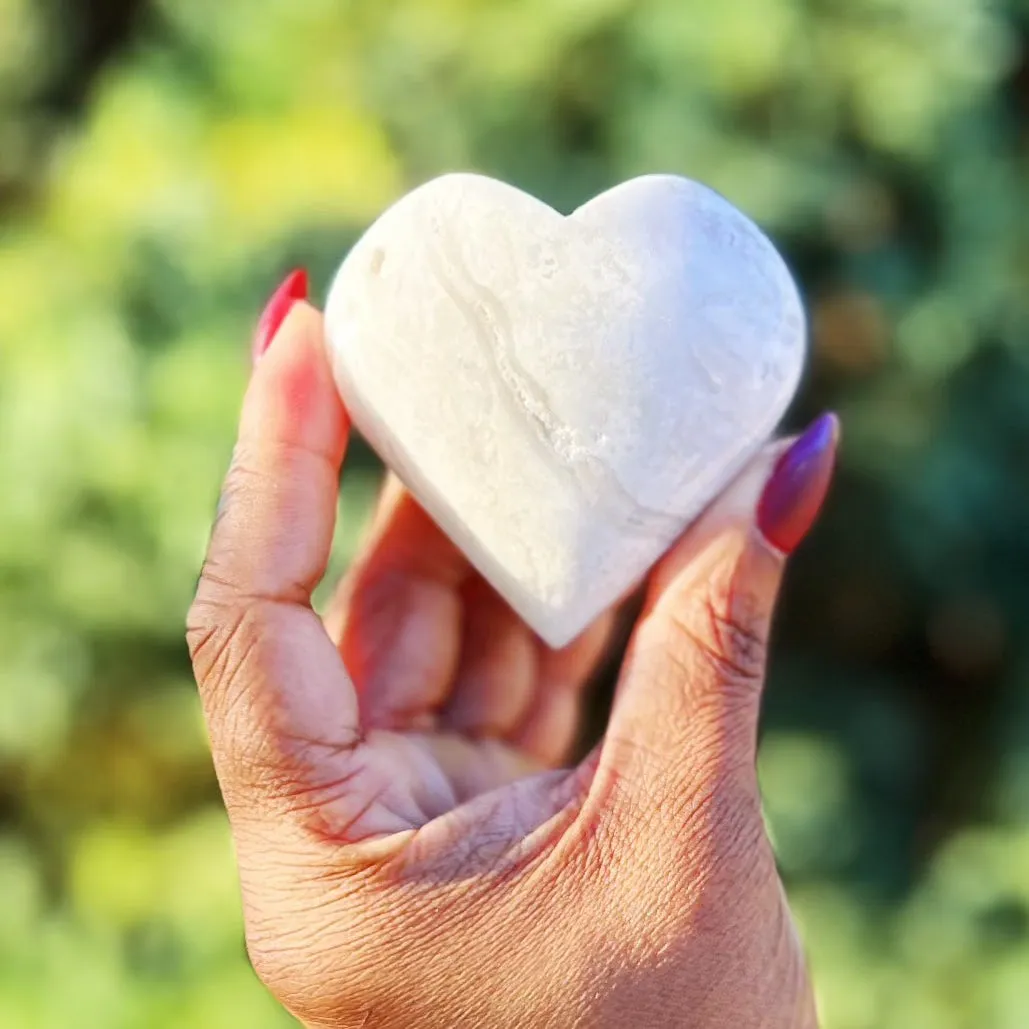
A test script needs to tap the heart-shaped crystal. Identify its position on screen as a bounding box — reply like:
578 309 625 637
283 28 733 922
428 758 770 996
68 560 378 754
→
325 173 806 647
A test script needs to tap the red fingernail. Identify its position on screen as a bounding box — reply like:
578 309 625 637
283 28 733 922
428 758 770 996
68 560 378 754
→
252 269 308 363
756 413 840 554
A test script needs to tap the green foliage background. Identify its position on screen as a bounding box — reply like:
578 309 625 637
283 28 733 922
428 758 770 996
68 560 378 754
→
1 0 1028 1025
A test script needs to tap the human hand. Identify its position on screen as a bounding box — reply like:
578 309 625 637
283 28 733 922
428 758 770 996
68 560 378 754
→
187 275 837 1028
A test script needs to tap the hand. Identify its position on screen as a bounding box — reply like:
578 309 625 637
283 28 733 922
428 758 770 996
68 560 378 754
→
187 284 837 1029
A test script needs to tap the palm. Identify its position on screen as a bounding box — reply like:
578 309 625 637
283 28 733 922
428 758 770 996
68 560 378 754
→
288 477 614 847
188 306 829 1027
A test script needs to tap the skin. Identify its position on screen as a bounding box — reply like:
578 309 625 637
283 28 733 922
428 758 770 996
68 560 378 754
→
186 303 821 1028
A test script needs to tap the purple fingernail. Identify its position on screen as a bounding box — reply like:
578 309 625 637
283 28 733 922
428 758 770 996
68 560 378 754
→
756 413 840 554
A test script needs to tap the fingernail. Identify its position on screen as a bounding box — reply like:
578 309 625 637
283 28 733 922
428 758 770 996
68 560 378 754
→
252 268 308 363
756 413 840 554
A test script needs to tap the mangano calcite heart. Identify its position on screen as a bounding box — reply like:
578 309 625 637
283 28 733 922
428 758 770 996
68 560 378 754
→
324 173 807 648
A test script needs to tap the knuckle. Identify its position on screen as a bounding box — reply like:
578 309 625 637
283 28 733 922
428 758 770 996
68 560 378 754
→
186 593 258 689
185 595 273 752
705 588 767 681
185 445 288 683
664 571 768 693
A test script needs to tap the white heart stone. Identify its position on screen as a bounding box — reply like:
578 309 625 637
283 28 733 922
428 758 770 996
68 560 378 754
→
325 173 806 648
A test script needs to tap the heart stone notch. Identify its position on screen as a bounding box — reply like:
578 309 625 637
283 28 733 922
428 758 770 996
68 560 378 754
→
325 173 807 648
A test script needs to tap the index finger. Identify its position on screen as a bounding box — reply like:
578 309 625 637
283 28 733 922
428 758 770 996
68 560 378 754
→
187 300 360 820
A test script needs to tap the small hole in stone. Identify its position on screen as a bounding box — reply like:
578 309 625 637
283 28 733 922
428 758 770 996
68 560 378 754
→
369 248 386 276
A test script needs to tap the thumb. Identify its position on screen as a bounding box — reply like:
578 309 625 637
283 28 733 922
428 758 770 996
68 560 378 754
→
598 414 839 824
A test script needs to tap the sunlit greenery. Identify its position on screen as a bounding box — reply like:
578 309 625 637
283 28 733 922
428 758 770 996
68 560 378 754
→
1 1 1027 1026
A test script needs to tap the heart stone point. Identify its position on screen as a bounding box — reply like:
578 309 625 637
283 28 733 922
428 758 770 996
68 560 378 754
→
325 173 807 648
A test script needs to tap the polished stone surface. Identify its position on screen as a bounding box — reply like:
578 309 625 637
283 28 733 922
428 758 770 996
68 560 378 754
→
325 173 806 647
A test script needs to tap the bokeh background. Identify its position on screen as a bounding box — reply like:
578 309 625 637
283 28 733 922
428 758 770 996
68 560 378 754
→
2 0 1028 1025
